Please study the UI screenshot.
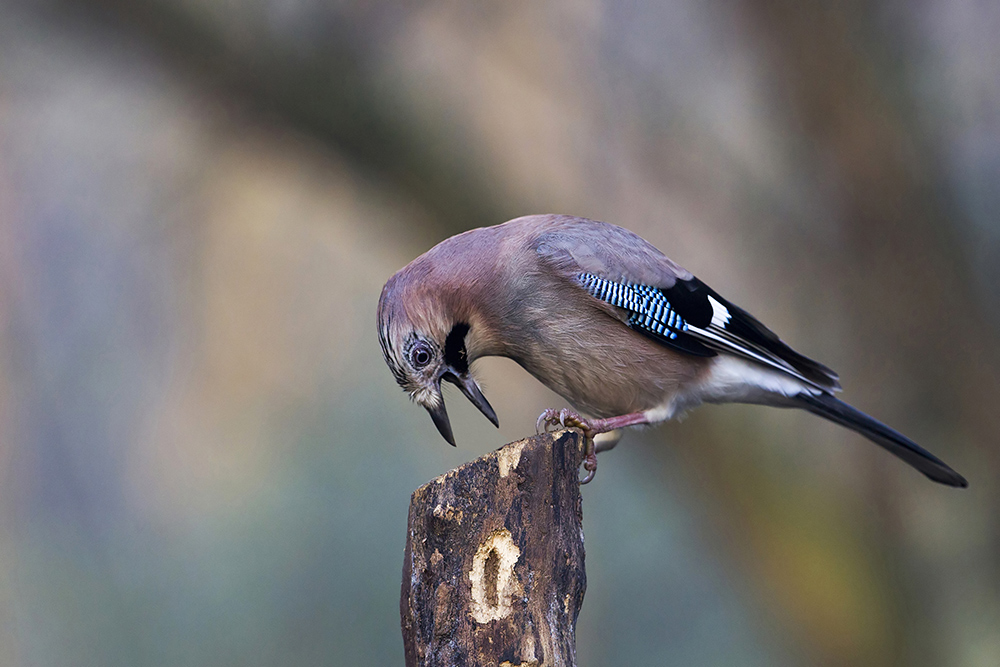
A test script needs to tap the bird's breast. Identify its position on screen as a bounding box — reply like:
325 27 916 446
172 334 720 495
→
505 303 712 419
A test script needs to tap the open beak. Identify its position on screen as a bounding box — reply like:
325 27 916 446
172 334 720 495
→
426 399 456 447
448 373 499 428
426 372 500 446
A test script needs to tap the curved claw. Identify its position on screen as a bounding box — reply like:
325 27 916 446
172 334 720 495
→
579 436 598 484
536 407 601 484
536 408 560 434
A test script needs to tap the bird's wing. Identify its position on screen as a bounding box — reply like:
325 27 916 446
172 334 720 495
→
531 217 695 289
534 219 841 391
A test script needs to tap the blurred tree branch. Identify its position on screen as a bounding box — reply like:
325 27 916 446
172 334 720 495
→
745 0 1000 397
70 0 517 240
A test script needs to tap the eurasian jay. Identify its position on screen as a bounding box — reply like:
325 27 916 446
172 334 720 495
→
377 214 967 487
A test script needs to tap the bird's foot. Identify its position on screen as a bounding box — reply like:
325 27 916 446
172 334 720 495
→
535 408 595 436
536 408 599 484
580 438 598 485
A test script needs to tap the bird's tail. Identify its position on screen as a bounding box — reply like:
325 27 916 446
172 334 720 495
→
794 392 967 488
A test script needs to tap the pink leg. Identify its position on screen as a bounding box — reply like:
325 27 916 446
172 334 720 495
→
587 412 651 433
536 409 651 484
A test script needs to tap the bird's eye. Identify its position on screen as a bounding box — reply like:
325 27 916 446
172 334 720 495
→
410 343 432 368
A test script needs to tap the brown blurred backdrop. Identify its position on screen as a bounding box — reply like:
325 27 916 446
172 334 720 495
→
0 1 998 665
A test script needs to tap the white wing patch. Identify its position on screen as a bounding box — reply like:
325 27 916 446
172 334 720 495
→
707 295 731 327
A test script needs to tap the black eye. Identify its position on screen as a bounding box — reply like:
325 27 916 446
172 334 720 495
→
410 343 432 368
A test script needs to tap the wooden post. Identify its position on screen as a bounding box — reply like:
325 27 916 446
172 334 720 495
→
401 430 587 667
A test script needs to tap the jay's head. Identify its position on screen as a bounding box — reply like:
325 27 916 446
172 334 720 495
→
376 266 499 445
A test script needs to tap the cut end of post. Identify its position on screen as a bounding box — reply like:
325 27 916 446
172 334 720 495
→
401 431 587 667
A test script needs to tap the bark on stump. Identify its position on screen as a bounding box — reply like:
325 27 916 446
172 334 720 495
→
401 430 587 667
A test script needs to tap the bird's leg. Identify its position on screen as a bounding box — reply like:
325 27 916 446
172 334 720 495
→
536 409 651 483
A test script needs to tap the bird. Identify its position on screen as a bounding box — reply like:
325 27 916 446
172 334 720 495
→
377 214 967 487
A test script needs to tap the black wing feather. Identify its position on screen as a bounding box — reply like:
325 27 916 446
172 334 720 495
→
664 277 840 390
578 273 840 391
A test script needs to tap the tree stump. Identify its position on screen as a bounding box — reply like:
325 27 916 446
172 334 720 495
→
401 430 587 667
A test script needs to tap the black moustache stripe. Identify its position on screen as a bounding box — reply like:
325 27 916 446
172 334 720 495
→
444 322 470 374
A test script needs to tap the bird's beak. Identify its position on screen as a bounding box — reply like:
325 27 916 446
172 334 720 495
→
448 372 500 428
426 372 499 446
426 398 456 447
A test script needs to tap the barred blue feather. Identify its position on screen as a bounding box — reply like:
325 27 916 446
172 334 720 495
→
577 273 712 357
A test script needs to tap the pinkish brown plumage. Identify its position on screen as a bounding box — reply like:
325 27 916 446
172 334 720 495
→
378 215 966 487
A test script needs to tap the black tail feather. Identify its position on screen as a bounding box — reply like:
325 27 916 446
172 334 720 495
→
795 393 967 488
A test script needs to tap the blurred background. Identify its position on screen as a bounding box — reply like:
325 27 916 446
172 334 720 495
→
1 0 998 665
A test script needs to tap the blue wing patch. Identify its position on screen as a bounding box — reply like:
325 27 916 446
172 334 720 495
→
578 273 715 356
